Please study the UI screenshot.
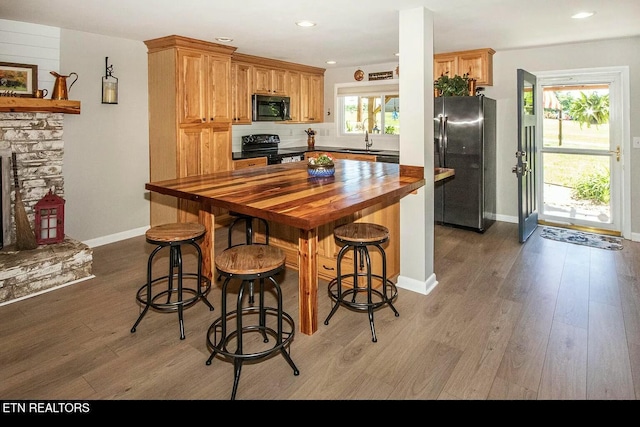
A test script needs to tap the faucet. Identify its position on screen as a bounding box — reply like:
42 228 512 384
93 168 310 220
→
362 119 373 151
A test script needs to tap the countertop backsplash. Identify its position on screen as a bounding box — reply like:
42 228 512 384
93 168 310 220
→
231 122 399 153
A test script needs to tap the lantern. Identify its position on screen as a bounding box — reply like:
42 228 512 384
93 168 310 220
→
35 190 65 244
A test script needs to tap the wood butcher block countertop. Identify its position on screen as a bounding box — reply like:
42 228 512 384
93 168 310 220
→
434 167 455 181
146 160 426 231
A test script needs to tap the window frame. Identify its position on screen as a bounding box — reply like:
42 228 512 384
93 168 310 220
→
334 80 399 139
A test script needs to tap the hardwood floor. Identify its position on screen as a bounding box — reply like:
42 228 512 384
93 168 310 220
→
0 221 638 400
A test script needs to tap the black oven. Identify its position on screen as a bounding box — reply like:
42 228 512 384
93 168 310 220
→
252 95 291 122
241 134 305 165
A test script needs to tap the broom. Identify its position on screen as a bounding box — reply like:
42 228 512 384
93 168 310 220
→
11 152 37 250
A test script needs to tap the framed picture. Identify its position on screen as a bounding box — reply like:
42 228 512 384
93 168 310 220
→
0 62 38 97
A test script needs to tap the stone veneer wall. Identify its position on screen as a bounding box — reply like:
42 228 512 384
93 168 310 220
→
0 111 93 305
0 112 65 238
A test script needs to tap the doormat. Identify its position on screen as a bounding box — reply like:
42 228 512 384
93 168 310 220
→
540 226 623 250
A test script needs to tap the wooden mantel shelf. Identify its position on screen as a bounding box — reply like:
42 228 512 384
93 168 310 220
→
0 98 81 114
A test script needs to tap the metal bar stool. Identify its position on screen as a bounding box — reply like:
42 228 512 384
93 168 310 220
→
227 212 269 248
131 222 214 340
222 212 270 304
324 222 399 342
206 244 299 400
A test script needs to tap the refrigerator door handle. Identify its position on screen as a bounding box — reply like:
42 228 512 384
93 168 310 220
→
436 115 444 167
442 115 448 167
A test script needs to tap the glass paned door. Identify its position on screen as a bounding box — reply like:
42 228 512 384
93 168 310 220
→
539 81 621 234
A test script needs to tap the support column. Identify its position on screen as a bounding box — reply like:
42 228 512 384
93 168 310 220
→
397 7 437 294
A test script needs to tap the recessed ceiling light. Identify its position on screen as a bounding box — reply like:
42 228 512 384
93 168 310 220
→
572 11 595 19
326 60 336 65
215 37 233 42
296 20 316 27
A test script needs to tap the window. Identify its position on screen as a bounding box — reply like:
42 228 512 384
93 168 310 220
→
336 81 399 137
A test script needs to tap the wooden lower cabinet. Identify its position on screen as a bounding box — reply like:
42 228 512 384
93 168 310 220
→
263 201 400 284
305 152 377 162
233 157 267 170
177 124 231 225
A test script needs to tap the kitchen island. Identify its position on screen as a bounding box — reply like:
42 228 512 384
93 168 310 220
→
146 159 425 335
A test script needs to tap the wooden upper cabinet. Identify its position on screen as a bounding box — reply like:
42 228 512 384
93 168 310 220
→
286 71 301 122
231 53 325 124
231 61 252 124
253 66 287 95
300 72 323 123
178 49 232 124
434 48 495 86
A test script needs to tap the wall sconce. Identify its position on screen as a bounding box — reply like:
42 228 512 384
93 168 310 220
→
102 57 118 104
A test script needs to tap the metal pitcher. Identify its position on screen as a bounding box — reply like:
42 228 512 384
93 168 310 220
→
50 71 78 100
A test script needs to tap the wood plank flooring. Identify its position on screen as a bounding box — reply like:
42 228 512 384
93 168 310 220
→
0 221 638 400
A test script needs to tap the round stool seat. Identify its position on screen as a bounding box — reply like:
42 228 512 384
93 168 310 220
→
333 223 389 245
146 222 206 244
215 244 285 278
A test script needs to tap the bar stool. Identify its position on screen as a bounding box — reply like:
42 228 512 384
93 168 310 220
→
324 222 399 342
131 222 214 340
206 244 299 400
227 212 269 248
221 212 270 304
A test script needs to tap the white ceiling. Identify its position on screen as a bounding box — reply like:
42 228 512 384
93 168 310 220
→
2 0 639 69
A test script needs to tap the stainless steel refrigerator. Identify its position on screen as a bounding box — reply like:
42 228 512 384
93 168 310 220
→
434 96 496 232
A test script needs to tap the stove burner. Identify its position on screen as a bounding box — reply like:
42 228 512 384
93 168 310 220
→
241 134 280 153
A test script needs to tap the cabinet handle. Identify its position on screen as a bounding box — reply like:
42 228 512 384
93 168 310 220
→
322 264 335 271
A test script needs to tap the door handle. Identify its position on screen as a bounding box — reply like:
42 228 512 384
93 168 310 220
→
609 145 620 162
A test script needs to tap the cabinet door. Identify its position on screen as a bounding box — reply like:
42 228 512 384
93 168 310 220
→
210 124 232 173
253 66 271 94
177 125 231 222
272 69 287 95
309 74 323 122
459 50 493 85
232 62 252 124
286 71 301 122
207 54 232 122
434 54 458 79
300 73 323 122
178 50 207 124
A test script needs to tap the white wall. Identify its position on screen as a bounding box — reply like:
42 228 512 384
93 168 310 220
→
482 37 640 238
60 29 149 245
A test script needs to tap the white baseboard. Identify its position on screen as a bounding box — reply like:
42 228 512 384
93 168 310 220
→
396 272 438 295
82 226 149 248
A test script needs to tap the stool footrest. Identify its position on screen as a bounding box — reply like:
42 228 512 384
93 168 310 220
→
327 274 398 311
206 306 295 361
135 274 212 312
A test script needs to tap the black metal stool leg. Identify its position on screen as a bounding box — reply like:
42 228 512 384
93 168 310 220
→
131 245 163 333
362 247 377 342
324 244 350 325
270 276 300 375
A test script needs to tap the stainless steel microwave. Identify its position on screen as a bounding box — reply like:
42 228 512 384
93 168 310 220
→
252 95 291 121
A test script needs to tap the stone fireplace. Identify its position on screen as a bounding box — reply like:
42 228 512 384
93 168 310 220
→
0 111 93 305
